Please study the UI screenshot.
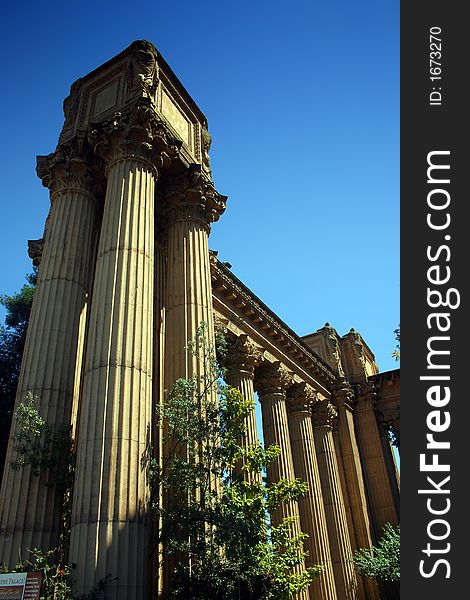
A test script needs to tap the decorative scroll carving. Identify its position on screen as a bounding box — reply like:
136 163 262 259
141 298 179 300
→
254 361 294 396
226 334 264 378
36 138 104 199
286 382 318 414
312 400 338 429
126 40 159 100
163 164 227 229
331 379 355 409
87 99 181 173
355 382 378 411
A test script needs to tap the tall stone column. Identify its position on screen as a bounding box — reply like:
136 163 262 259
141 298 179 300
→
313 401 358 600
0 143 100 566
69 107 172 599
254 363 308 600
286 383 337 600
332 382 379 600
163 165 226 387
225 335 262 483
161 165 226 590
354 383 399 540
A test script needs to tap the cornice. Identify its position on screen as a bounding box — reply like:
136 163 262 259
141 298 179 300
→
210 255 337 388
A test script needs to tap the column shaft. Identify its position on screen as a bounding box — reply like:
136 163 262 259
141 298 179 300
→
333 386 380 600
70 155 156 599
0 156 97 566
355 385 399 540
288 406 337 600
313 403 358 600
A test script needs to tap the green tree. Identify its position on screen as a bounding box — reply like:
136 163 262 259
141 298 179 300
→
151 323 322 599
353 523 400 582
0 270 37 475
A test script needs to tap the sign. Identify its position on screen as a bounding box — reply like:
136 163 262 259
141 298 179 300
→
0 572 42 600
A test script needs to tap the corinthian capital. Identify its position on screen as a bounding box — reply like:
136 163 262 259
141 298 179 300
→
312 400 338 429
254 362 294 396
163 164 227 229
355 382 378 411
286 382 318 414
331 379 355 408
36 139 103 199
226 335 264 378
87 99 181 174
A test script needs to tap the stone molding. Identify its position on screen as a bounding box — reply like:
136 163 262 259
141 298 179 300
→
210 257 337 388
312 400 338 429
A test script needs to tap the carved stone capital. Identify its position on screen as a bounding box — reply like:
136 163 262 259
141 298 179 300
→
286 382 318 414
331 379 355 409
254 362 294 397
87 100 181 175
226 334 264 379
163 164 227 229
312 400 338 429
36 139 103 200
355 382 378 411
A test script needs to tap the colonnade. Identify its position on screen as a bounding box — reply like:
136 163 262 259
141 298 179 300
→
0 40 399 598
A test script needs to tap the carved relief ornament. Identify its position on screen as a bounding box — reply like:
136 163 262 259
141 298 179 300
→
36 139 103 200
226 335 264 377
312 400 338 429
254 362 294 396
163 163 227 229
87 100 181 174
286 382 318 414
126 40 159 100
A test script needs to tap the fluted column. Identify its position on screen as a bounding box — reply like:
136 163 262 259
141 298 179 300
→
332 383 379 600
255 362 308 600
354 383 399 540
313 401 357 600
287 383 337 600
69 106 173 599
225 335 263 483
0 143 100 566
161 164 226 591
163 165 226 386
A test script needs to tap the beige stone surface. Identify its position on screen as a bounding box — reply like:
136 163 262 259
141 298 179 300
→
0 147 99 567
313 401 358 600
69 125 158 598
287 383 337 600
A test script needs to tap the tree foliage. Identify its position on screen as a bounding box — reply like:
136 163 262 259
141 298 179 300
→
150 323 322 599
0 270 37 475
354 523 400 582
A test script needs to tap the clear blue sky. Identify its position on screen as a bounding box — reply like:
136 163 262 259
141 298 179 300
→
0 0 399 372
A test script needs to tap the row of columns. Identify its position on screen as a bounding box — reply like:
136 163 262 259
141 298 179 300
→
225 342 357 599
224 339 399 600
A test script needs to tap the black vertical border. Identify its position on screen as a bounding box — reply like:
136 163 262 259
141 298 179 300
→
401 3 468 598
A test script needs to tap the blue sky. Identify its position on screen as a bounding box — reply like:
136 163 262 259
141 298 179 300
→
0 0 399 372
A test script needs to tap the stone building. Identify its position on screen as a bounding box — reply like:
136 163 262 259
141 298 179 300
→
0 41 399 599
